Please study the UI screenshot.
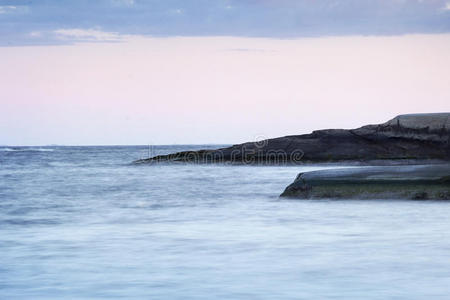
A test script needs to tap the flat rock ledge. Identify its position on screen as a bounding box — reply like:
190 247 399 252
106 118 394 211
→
280 164 450 200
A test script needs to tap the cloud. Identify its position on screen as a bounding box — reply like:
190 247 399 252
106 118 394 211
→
111 0 135 7
29 31 42 38
0 5 28 14
53 28 124 42
167 8 184 16
227 48 276 53
0 5 15 14
1 0 450 46
0 5 17 14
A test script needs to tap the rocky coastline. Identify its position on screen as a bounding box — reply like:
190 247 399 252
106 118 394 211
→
135 112 449 200
135 113 449 165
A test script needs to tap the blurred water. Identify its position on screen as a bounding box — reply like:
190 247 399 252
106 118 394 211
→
1 146 450 299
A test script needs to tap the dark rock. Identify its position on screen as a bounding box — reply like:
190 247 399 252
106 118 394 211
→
280 164 450 200
134 113 450 164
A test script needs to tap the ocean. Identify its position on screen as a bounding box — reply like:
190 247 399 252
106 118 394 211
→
1 145 450 299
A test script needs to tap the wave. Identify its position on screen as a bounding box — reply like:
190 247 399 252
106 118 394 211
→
0 148 55 152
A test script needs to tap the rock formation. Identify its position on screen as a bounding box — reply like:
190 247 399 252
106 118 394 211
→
280 164 450 200
135 113 450 164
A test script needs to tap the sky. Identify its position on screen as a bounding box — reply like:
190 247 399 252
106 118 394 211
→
1 0 450 145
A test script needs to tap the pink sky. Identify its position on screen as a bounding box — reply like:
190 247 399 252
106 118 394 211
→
1 34 449 145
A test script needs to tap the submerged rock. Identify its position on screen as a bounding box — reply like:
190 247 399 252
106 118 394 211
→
135 113 450 164
280 164 450 200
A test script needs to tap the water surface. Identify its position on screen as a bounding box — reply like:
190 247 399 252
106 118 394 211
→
1 146 450 299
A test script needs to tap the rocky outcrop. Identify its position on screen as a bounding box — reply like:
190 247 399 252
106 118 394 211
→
134 113 450 164
351 113 449 144
280 164 450 200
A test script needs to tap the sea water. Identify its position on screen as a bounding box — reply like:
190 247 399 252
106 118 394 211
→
1 146 450 299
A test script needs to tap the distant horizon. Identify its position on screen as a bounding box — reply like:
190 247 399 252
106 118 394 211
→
2 110 449 147
1 144 232 147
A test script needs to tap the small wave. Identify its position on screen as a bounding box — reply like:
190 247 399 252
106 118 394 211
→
0 148 55 152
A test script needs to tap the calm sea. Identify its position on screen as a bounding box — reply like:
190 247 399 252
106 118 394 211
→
1 146 450 299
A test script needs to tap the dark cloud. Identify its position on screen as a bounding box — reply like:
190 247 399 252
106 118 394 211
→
0 0 449 45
